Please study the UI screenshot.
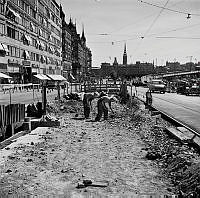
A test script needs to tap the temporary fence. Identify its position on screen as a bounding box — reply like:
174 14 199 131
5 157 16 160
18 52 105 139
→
0 103 25 139
81 82 121 95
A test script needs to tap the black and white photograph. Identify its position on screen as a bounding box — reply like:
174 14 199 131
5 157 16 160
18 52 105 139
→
0 0 200 197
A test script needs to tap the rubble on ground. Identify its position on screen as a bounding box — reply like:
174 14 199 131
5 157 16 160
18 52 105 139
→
0 95 200 197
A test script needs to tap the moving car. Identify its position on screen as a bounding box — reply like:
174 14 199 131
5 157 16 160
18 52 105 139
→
148 79 166 94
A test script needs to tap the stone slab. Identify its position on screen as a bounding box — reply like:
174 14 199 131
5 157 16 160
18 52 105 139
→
165 127 191 142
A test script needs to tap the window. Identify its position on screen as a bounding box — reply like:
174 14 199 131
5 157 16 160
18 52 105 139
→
0 3 4 14
7 45 20 57
36 54 40 62
30 7 36 19
56 8 59 16
0 23 5 35
51 2 55 12
7 26 15 39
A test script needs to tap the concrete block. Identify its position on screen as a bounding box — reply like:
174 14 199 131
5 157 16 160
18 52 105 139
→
31 120 60 130
193 136 200 150
165 127 191 142
177 127 194 139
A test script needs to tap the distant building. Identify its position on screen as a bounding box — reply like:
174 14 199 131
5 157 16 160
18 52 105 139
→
100 45 155 78
68 18 92 81
122 43 127 66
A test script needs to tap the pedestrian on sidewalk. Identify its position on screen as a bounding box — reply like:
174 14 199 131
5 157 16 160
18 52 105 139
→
146 89 152 106
83 92 99 119
95 95 118 121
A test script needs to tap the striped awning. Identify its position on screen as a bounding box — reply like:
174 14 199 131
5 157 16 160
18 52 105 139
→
34 74 50 80
0 72 12 79
47 74 66 81
1 44 9 53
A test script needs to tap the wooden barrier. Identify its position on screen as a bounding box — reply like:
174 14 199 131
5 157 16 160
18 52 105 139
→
81 83 121 94
0 104 25 140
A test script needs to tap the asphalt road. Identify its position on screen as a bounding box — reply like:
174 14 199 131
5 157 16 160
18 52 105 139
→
129 86 200 133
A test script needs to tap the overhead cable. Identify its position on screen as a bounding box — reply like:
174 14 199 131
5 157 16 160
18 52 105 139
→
138 0 200 16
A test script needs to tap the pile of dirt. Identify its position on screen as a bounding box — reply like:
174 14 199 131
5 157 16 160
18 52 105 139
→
128 103 200 197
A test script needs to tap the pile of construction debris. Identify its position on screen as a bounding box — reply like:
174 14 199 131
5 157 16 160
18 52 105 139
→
46 95 200 196
128 103 200 197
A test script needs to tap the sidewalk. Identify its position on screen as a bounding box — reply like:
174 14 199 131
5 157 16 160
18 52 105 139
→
0 101 175 197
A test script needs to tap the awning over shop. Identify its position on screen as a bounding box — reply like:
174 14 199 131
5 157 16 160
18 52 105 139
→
34 74 50 80
47 74 66 81
0 43 9 53
0 72 12 79
1 43 9 53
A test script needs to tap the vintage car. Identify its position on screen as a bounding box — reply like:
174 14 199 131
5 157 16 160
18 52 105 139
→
186 83 200 96
148 79 166 94
176 80 200 95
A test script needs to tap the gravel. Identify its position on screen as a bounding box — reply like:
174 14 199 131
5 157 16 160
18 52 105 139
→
0 97 199 197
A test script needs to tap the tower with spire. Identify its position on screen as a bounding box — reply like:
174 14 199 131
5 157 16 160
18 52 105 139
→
123 43 127 65
81 24 86 45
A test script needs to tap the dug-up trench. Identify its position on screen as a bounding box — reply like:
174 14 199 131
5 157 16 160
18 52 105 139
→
0 97 200 197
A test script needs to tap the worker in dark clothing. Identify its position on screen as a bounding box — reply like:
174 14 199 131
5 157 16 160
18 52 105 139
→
95 95 118 121
119 81 129 104
83 92 99 119
146 89 152 106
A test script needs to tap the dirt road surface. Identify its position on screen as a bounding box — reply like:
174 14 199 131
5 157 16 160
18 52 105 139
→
0 101 175 197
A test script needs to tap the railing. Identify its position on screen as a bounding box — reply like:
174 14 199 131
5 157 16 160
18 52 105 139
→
0 84 41 93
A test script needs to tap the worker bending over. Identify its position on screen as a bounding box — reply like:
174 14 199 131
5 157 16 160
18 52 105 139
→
83 92 99 119
95 95 118 121
146 89 152 106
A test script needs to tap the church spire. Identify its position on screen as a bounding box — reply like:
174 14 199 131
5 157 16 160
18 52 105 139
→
123 43 127 65
81 24 86 44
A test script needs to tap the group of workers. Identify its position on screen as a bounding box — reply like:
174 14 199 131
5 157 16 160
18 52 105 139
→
82 91 118 121
82 80 153 121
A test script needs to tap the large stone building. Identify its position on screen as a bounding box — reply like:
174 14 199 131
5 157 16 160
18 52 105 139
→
68 19 92 81
0 0 92 83
0 0 63 83
60 6 72 81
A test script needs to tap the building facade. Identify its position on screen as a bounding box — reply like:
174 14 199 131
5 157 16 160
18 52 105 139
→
60 6 72 81
68 19 92 82
0 0 92 83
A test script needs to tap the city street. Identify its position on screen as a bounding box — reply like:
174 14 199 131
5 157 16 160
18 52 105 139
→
130 86 200 133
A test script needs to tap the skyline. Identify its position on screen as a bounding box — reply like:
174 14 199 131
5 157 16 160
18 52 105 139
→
61 0 200 67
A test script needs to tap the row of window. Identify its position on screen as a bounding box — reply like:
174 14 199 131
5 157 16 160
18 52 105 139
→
9 0 61 27
6 7 61 40
7 45 61 66
7 26 61 57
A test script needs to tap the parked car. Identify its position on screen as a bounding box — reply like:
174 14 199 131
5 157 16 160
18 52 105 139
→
148 79 166 94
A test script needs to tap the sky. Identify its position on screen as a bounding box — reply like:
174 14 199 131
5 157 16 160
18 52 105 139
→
61 0 200 67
